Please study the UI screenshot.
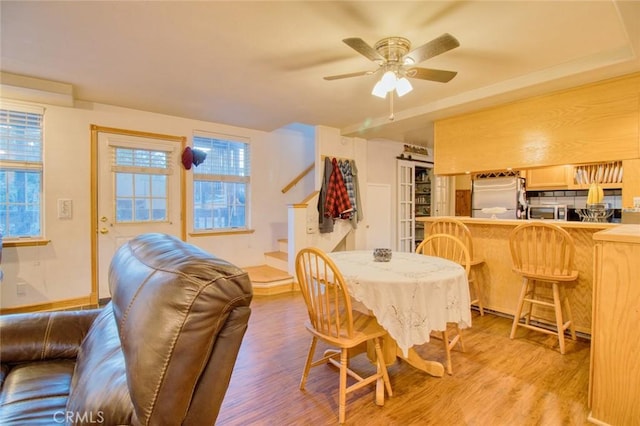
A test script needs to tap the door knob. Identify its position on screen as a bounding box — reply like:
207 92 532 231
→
100 216 108 222
99 228 109 234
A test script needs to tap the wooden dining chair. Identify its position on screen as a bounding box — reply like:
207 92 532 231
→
509 222 578 354
415 234 471 374
295 247 393 424
429 218 485 315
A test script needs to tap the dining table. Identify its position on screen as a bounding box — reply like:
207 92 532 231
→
328 250 472 378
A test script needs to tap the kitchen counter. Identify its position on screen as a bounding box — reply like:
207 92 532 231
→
592 223 640 243
420 216 618 229
589 224 640 424
417 216 618 334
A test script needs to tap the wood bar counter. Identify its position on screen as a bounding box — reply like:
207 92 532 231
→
417 217 617 334
589 225 640 425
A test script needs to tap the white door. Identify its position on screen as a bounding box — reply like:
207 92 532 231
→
364 183 391 250
397 159 415 252
433 175 455 216
97 130 183 300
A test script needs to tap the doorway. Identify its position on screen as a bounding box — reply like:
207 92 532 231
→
91 125 186 302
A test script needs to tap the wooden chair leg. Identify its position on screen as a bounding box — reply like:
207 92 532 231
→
373 337 393 397
300 337 317 390
470 268 484 316
456 324 465 352
510 278 529 339
560 285 577 340
552 283 566 354
339 348 348 424
525 281 536 325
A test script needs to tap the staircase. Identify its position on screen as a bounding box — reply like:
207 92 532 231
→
244 238 296 296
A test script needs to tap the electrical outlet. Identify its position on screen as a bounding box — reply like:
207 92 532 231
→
58 199 73 219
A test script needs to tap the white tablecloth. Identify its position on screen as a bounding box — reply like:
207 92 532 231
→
329 250 471 357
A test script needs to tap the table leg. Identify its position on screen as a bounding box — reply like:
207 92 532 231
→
332 337 444 378
396 347 445 377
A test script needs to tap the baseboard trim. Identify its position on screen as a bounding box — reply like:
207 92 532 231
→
0 296 97 315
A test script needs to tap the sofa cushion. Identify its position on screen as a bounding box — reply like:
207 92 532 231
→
66 304 133 425
0 360 75 425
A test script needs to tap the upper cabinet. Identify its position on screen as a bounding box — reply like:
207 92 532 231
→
524 161 626 191
434 72 640 176
523 165 572 189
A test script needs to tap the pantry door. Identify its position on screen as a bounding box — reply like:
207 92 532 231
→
93 126 185 301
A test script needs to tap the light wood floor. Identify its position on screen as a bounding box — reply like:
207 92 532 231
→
217 292 591 426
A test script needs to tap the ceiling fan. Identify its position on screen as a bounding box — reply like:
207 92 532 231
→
324 33 460 98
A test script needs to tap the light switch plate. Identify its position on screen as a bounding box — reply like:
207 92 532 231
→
58 199 72 219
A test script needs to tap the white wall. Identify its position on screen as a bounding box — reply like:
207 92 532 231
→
0 100 315 309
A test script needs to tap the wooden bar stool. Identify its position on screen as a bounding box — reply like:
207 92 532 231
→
508 222 578 354
429 218 485 315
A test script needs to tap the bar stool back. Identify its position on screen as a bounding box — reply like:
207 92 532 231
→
508 222 578 354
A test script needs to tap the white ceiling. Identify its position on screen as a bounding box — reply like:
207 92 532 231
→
1 1 639 146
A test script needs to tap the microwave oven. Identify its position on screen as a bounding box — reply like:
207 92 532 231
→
527 204 568 220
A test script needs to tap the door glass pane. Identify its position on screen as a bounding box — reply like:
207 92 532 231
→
116 199 133 222
135 199 150 221
113 147 169 224
134 174 151 197
151 175 166 197
116 173 133 197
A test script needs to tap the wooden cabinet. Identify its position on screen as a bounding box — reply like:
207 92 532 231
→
434 72 640 176
523 165 571 189
590 226 640 425
523 162 630 191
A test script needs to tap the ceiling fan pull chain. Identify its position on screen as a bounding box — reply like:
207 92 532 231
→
389 92 395 121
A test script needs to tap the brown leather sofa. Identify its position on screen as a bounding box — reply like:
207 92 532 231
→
0 233 253 425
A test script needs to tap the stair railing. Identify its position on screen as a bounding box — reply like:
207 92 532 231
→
281 163 314 194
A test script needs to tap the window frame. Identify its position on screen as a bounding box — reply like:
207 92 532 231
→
0 101 45 242
191 132 251 235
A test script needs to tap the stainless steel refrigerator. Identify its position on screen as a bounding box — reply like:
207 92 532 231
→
471 176 527 219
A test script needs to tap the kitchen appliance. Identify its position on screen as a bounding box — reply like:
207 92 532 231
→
528 204 569 220
472 176 526 219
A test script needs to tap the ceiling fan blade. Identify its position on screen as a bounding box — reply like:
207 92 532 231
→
407 67 458 83
323 70 374 81
404 33 460 64
342 38 384 62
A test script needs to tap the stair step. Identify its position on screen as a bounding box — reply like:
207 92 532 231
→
265 251 287 261
265 250 288 271
243 265 296 296
277 238 288 253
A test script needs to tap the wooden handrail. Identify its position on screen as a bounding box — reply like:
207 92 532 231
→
281 162 314 194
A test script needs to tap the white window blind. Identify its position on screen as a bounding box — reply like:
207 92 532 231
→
0 107 43 165
111 147 172 175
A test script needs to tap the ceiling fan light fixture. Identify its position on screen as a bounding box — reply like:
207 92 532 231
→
395 77 413 97
380 70 397 92
371 81 388 98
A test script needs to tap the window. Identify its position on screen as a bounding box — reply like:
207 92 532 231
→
193 133 250 231
112 147 171 223
0 104 44 239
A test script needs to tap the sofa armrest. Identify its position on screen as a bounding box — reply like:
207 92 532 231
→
0 309 101 363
